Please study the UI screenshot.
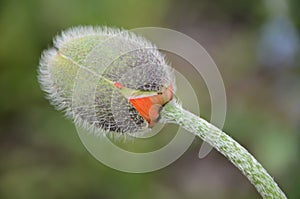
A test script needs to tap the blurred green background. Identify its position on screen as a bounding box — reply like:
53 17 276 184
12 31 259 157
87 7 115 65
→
1 0 300 198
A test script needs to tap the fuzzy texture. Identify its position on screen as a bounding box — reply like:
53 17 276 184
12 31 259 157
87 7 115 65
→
160 100 287 199
38 26 175 135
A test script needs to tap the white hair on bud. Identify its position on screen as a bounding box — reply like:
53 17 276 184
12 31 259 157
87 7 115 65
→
52 26 166 65
38 26 175 137
38 48 70 111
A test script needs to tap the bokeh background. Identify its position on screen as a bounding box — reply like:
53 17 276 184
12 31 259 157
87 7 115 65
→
1 0 300 198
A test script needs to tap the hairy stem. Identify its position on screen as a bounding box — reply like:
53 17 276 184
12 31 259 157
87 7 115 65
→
160 100 287 199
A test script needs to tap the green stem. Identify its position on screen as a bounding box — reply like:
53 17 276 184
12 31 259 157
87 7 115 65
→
160 100 287 199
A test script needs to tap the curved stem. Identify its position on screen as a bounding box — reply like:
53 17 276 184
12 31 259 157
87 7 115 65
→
160 100 287 199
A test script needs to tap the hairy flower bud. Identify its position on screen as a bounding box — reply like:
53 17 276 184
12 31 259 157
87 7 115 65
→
38 26 174 135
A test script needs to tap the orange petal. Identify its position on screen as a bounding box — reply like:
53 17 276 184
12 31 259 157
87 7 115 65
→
129 97 153 123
